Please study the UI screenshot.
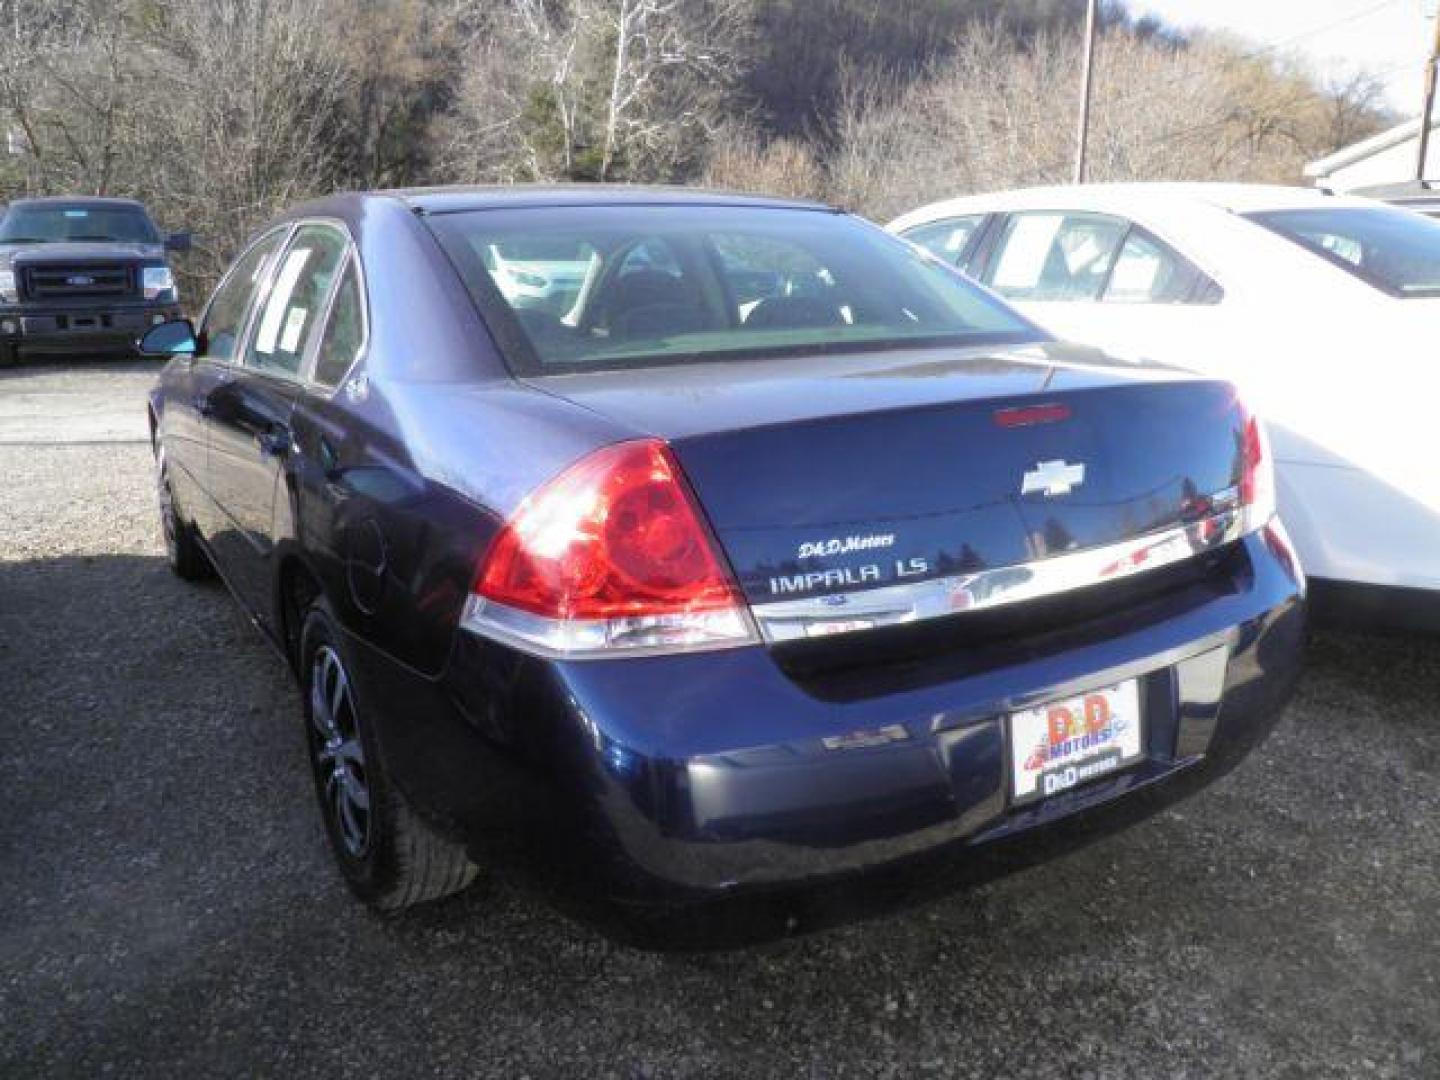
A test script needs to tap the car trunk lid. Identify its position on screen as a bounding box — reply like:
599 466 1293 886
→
523 343 1249 615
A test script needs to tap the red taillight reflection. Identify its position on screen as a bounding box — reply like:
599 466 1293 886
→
994 403 1072 429
1240 413 1265 508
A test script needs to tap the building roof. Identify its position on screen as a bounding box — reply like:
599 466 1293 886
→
1304 116 1440 179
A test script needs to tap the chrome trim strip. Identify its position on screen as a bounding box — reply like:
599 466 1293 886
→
752 507 1252 644
460 594 760 660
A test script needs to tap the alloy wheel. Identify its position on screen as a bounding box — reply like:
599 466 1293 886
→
309 645 372 858
155 451 178 561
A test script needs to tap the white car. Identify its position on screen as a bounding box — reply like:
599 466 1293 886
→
889 183 1440 624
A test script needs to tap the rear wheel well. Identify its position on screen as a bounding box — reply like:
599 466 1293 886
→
279 557 324 674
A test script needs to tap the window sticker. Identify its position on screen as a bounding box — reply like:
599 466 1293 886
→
279 306 309 354
254 248 312 355
994 215 1063 290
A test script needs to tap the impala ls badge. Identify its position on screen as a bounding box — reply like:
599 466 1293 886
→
1022 459 1086 498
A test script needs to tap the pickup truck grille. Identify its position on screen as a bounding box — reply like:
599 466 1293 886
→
23 264 135 301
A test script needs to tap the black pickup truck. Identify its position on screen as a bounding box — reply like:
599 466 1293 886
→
0 196 189 364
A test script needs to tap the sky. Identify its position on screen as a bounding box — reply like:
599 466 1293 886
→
1128 0 1433 115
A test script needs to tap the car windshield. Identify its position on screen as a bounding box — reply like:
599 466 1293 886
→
1245 206 1440 298
0 205 160 245
426 205 1042 374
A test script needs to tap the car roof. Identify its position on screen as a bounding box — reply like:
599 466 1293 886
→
890 182 1377 230
380 184 832 215
276 185 838 235
7 196 151 212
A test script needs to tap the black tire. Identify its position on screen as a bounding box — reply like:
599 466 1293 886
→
155 447 213 581
0 343 16 368
299 599 479 910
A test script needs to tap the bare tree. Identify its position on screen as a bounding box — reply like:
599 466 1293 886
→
440 0 746 184
826 23 1393 222
701 121 826 200
0 0 143 195
136 0 354 289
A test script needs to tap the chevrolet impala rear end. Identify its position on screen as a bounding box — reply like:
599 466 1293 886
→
145 190 1306 926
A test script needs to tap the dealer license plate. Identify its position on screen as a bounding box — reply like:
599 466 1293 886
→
1009 679 1143 805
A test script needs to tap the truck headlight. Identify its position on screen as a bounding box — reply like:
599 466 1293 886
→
0 270 17 304
142 266 177 302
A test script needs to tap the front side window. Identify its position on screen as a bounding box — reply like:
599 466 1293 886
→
427 206 1040 375
1245 206 1440 298
901 215 986 267
312 260 366 388
0 204 160 245
985 212 1128 302
244 224 348 377
1103 229 1216 304
200 231 286 363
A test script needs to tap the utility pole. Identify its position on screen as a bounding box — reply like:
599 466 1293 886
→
1416 1 1440 182
1073 0 1099 184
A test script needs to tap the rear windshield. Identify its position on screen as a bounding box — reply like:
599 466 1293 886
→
1245 206 1440 298
0 205 159 245
426 205 1042 374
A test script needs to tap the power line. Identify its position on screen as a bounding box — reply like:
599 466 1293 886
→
1095 0 1405 123
1039 0 1409 183
1237 0 1402 63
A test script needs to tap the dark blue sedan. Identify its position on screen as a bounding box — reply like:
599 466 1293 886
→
142 187 1305 922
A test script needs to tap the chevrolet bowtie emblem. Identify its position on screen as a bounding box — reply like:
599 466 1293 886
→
1022 459 1086 498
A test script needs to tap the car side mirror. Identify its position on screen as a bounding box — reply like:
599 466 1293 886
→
139 318 198 358
164 231 192 253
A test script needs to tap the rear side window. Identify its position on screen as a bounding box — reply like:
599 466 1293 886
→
1246 206 1440 298
312 260 366 388
200 230 286 363
245 224 347 377
1103 229 1218 304
985 212 1128 301
901 215 985 267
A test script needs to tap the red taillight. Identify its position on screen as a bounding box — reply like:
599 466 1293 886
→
1235 394 1276 531
467 440 754 655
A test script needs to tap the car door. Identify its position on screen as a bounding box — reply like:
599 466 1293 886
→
204 222 348 622
974 210 1227 368
171 227 289 539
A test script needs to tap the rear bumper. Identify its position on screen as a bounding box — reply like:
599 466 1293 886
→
355 527 1306 908
0 303 181 357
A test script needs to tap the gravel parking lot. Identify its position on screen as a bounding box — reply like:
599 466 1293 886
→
2 362 1437 1078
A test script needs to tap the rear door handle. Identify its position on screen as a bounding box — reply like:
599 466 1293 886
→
318 436 342 480
256 426 292 459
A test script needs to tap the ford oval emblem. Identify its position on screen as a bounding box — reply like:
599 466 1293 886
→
66 274 95 286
